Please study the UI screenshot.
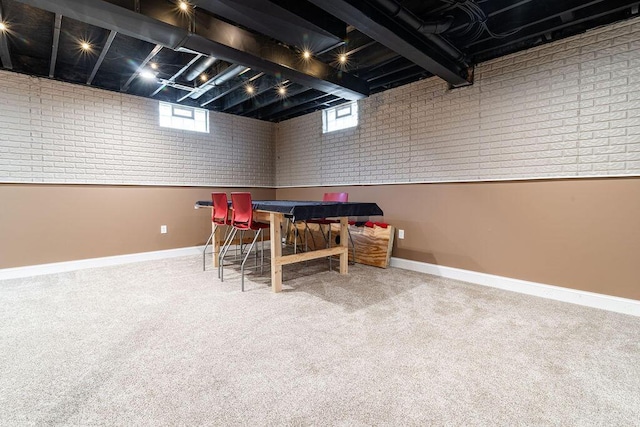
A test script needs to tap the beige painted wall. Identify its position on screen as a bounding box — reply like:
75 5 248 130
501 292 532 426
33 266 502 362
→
3 180 638 301
0 184 275 268
2 19 638 307
277 178 640 301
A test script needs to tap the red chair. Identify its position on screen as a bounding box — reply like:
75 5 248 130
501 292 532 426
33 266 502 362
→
324 192 348 203
218 192 269 291
305 192 356 266
202 192 231 271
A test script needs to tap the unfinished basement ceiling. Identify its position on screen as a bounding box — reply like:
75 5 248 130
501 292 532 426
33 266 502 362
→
0 0 638 122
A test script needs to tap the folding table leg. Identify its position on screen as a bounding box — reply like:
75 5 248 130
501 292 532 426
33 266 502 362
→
270 212 283 292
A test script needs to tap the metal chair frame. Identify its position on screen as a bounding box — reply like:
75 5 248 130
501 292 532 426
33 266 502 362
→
218 192 269 291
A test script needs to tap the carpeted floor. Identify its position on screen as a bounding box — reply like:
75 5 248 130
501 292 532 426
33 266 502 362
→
1 255 639 426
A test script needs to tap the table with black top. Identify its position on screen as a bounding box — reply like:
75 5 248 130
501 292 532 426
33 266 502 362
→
195 200 384 292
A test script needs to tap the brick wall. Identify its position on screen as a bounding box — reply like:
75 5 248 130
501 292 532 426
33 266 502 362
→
275 17 640 186
2 17 639 189
0 73 275 186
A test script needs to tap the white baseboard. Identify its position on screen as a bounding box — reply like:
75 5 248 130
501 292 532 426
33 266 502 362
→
3 250 637 317
390 257 639 317
0 243 262 281
0 246 206 280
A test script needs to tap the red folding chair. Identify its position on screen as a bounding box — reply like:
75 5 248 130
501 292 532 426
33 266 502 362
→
218 192 269 291
202 192 231 271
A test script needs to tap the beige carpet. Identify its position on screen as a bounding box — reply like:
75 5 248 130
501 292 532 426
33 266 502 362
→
1 255 639 426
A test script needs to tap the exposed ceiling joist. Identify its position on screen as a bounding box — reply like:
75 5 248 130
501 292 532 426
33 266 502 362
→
235 84 309 116
468 0 637 48
16 0 186 47
177 64 248 102
472 0 640 55
258 90 331 120
121 43 162 91
345 39 377 57
318 29 378 67
5 0 634 122
370 67 428 91
309 0 471 86
150 53 203 97
269 94 339 122
365 60 417 83
191 0 343 53
200 70 263 107
446 0 535 34
87 29 116 84
182 14 368 100
13 0 369 100
220 74 280 112
48 13 61 77
353 46 399 71
0 36 10 70
0 0 12 69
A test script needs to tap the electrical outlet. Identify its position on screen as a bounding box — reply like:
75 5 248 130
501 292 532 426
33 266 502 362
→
160 225 167 234
398 229 405 239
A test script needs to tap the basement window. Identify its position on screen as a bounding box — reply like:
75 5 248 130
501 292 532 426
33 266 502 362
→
159 101 209 133
322 101 358 133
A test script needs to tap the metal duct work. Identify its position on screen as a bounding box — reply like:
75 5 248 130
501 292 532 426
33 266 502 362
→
189 64 248 99
13 0 369 100
371 0 465 62
309 0 468 85
184 56 217 81
374 0 453 34
418 17 454 35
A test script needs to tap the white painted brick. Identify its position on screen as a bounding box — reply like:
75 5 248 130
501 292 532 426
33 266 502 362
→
5 17 640 187
0 72 275 185
611 151 640 162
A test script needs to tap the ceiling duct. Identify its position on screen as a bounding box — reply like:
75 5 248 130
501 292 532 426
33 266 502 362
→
184 56 217 81
211 65 248 86
374 0 453 35
370 0 465 63
309 0 469 86
189 64 248 99
13 0 369 100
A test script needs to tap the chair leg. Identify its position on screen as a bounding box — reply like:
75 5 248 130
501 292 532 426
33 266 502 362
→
219 228 238 282
327 225 332 271
287 219 303 254
260 230 265 275
241 229 262 292
218 226 233 279
220 225 236 278
254 231 259 264
284 218 292 247
293 220 298 254
326 224 356 268
320 224 330 246
302 222 319 254
347 227 356 265
202 226 214 271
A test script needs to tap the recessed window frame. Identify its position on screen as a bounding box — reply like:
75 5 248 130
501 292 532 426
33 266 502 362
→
172 106 194 119
322 101 358 134
159 101 209 133
335 104 352 118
